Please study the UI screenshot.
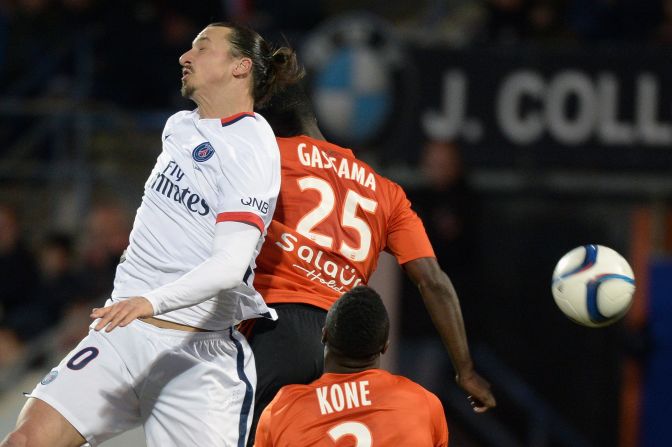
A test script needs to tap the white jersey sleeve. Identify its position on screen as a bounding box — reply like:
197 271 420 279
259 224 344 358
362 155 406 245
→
143 220 259 315
111 110 280 329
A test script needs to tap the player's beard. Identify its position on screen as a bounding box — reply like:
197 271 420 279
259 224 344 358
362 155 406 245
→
181 81 195 99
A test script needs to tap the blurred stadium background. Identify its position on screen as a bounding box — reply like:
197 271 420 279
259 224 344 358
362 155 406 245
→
1 0 671 446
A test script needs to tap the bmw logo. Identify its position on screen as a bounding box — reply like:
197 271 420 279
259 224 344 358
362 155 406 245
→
303 13 416 148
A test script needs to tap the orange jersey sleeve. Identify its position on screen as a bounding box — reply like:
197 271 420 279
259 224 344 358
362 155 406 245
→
383 178 436 264
253 369 448 447
254 136 435 310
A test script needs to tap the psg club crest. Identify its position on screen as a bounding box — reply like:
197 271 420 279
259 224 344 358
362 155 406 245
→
192 142 215 162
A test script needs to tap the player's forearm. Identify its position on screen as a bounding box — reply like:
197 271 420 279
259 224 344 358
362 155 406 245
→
144 255 248 314
417 272 475 376
144 221 260 315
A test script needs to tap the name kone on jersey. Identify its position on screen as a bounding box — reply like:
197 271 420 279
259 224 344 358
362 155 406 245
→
297 143 376 191
316 380 372 415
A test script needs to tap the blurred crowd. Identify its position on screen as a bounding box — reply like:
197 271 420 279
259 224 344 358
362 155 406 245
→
0 0 328 107
0 201 131 368
1 0 671 107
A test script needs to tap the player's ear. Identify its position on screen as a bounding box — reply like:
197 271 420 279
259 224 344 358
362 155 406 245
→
233 58 252 77
321 326 328 344
381 340 390 355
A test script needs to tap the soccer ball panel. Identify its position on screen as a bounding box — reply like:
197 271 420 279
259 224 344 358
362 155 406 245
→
551 245 635 327
595 278 635 318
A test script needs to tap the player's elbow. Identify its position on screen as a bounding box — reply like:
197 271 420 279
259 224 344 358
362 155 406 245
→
417 269 454 297
217 261 251 291
210 221 260 292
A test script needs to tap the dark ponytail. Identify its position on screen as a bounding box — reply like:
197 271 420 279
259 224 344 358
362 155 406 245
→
210 22 305 107
262 46 305 107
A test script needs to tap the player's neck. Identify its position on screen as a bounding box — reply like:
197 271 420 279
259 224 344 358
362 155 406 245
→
303 122 326 141
325 354 380 374
193 90 254 119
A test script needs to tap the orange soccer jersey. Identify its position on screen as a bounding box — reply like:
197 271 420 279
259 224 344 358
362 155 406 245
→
254 136 435 310
254 368 448 447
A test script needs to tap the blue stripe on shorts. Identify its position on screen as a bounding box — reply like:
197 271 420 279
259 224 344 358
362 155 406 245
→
229 327 254 447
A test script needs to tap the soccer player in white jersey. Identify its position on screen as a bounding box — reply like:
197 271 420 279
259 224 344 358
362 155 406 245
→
1 23 303 447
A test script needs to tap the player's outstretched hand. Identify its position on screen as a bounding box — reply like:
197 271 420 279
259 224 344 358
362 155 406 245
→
90 297 154 332
456 370 496 413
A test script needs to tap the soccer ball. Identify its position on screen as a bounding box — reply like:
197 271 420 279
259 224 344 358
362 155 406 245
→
551 245 635 327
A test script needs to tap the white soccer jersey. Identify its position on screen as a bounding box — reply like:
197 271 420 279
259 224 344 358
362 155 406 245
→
112 110 280 330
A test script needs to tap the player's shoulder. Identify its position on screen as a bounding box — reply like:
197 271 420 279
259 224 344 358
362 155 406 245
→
269 383 314 409
167 110 268 132
389 372 442 402
210 112 277 153
356 369 437 399
275 135 341 154
219 111 260 129
218 112 273 136
165 109 194 127
375 171 406 194
278 135 398 179
162 110 195 141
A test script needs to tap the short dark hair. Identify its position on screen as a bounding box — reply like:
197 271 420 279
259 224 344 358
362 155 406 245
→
325 286 390 359
209 22 305 107
255 81 316 137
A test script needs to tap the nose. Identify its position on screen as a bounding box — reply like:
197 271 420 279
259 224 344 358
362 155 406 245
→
179 49 192 67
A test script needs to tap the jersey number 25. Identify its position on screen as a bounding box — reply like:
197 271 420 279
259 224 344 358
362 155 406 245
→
296 177 377 262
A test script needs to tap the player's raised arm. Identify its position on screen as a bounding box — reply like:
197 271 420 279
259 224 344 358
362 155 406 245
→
403 257 496 412
91 221 261 331
146 221 260 311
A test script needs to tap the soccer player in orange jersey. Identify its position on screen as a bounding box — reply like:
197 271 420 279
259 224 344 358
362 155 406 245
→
254 286 449 447
245 83 496 446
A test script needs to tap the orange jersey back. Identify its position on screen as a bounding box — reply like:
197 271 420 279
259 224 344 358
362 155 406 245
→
254 369 448 447
254 135 434 310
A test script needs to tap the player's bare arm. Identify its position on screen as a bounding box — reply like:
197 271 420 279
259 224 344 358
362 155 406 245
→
403 256 497 412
